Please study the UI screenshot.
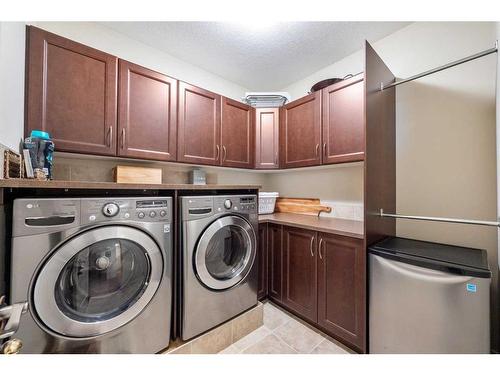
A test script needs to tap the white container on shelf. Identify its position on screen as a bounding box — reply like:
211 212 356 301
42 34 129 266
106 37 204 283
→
258 192 279 214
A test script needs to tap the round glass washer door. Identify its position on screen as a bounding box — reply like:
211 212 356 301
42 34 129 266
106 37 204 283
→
195 216 256 290
33 226 163 338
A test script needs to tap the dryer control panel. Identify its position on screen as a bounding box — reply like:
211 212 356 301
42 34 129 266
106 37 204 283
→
182 195 257 221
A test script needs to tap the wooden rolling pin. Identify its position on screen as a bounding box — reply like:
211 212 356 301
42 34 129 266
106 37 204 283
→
274 197 332 216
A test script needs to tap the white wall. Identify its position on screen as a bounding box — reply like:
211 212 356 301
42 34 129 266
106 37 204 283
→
0 22 25 151
281 22 499 351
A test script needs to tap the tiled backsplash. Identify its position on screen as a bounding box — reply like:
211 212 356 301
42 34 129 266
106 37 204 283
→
52 153 268 186
320 200 363 221
51 154 364 222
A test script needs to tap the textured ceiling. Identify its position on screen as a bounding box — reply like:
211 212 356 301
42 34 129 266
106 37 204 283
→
100 22 410 91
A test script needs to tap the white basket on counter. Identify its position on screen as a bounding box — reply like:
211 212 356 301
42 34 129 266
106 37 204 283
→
258 192 279 214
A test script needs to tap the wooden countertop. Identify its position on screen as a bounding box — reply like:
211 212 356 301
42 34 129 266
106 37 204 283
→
0 179 261 191
259 212 364 239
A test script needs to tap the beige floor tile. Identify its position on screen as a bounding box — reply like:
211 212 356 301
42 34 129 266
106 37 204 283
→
191 321 232 354
232 304 264 342
274 319 324 353
233 326 271 351
242 334 297 354
219 345 240 354
309 339 349 354
263 303 291 330
169 343 192 354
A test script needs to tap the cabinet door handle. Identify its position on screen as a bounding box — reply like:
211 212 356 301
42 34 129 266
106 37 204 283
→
222 145 227 162
275 152 278 166
318 238 323 260
310 236 315 257
121 129 126 149
216 145 220 161
323 143 327 157
315 143 320 157
107 126 113 147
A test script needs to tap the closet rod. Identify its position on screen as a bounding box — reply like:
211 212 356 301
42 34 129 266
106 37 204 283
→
378 209 500 227
380 42 498 91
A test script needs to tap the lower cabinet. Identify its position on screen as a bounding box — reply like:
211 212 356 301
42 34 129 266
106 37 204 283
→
267 223 283 302
282 226 318 322
257 223 268 300
261 224 365 353
317 232 365 352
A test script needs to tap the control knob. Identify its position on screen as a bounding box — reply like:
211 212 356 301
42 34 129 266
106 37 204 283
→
102 203 119 217
224 199 232 209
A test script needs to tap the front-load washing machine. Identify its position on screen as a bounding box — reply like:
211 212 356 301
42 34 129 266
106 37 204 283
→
180 194 258 340
9 197 173 353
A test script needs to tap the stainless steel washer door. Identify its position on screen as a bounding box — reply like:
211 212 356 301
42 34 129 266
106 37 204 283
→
33 225 163 338
195 216 256 290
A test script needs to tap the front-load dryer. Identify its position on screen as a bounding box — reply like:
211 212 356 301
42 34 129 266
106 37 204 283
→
180 195 258 340
9 197 173 353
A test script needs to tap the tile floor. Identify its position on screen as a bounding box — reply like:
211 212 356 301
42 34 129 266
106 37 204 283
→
219 302 353 354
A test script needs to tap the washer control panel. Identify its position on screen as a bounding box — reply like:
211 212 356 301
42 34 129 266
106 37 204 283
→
81 197 171 224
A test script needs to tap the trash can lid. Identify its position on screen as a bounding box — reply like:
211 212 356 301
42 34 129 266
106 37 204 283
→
369 237 491 278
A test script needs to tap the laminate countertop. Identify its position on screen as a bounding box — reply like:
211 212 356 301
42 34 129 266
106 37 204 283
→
259 212 364 239
0 179 261 191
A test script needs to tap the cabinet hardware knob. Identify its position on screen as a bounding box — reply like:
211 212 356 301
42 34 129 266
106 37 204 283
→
121 129 126 149
107 126 113 148
1 338 23 354
318 238 323 260
310 236 315 257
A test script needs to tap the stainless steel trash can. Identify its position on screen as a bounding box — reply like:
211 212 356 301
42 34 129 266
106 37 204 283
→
369 237 491 354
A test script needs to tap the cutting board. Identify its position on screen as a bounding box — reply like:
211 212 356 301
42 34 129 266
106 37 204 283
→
113 165 162 184
274 197 332 216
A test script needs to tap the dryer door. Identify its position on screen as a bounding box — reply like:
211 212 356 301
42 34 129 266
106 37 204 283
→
194 215 256 290
33 225 163 338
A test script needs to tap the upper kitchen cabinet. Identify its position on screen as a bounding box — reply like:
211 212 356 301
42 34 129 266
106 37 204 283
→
280 91 322 168
221 97 254 168
322 75 365 164
118 60 177 161
177 82 221 166
26 26 118 156
255 108 279 169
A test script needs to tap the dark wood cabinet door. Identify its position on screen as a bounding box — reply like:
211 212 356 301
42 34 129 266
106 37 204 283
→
177 82 221 165
282 226 318 322
26 26 118 156
257 223 268 300
267 224 283 302
322 76 365 164
221 97 254 168
255 108 279 169
317 233 365 352
118 60 177 161
280 92 321 168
